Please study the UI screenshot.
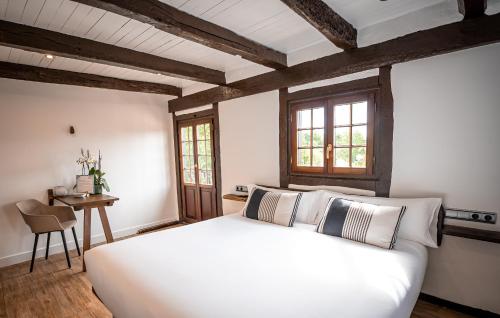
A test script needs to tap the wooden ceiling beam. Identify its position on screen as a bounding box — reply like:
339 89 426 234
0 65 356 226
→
71 0 288 69
280 0 356 49
0 62 182 96
0 20 225 85
458 0 487 19
169 13 500 112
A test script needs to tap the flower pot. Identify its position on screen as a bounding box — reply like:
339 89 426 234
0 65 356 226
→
94 184 103 195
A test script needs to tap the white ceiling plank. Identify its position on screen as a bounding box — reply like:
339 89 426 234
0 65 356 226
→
87 11 130 42
4 0 28 22
34 0 64 29
0 46 11 60
0 0 8 18
59 3 92 35
71 6 106 37
112 20 151 47
46 0 78 31
126 27 159 50
20 0 46 25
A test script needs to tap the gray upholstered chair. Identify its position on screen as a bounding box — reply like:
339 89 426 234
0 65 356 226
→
16 199 81 272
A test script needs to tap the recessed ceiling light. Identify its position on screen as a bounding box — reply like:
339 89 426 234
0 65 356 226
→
156 73 162 76
45 54 54 59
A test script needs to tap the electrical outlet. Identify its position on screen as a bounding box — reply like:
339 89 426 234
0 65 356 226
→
235 185 248 193
445 208 497 224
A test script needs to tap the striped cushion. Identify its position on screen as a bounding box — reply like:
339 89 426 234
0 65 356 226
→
243 188 303 227
316 198 406 249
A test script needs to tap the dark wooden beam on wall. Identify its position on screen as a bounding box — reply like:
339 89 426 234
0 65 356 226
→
458 0 487 19
0 61 182 96
0 20 225 85
169 12 500 112
287 76 379 101
280 0 357 49
71 0 287 69
374 66 393 197
279 87 289 188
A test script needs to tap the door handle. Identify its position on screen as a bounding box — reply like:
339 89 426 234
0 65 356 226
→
326 144 333 159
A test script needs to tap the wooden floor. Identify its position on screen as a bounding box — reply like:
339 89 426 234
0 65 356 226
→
0 228 476 318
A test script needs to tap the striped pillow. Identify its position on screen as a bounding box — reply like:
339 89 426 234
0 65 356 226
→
316 198 406 249
243 188 303 227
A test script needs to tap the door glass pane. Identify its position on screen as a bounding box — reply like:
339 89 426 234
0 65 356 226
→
334 104 350 126
197 141 206 155
312 148 324 167
334 148 350 167
206 171 213 185
183 169 193 184
198 155 207 170
312 107 324 128
298 149 311 166
199 170 207 185
334 127 350 146
312 129 324 147
205 140 212 156
352 147 366 168
298 130 311 147
196 124 205 140
298 109 311 129
206 156 212 170
204 123 211 140
352 125 367 146
352 102 367 124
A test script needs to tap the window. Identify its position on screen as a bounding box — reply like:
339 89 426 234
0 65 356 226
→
290 93 374 176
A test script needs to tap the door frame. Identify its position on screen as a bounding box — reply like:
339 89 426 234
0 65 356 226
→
173 103 223 222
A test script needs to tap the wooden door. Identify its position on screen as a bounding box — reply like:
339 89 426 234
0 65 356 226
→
178 119 217 222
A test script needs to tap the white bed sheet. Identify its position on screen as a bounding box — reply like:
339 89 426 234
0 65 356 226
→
86 214 428 318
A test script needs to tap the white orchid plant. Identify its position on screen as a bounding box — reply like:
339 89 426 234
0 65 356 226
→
76 148 110 193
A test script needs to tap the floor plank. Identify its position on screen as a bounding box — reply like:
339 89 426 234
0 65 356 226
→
0 227 476 318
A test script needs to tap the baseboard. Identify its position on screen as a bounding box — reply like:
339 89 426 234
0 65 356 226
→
419 293 500 318
0 218 177 268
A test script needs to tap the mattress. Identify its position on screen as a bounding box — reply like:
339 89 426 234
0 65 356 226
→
85 214 428 318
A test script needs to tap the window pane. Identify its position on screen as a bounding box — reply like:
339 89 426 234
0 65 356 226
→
183 169 193 183
205 140 212 156
352 125 367 146
196 124 205 140
204 123 211 140
352 102 367 124
206 156 212 171
334 104 350 126
298 149 311 166
334 148 350 167
182 156 192 169
334 127 350 146
182 142 193 156
197 141 206 155
312 148 324 167
198 155 207 170
181 127 188 141
199 170 207 184
352 147 366 168
312 107 324 128
298 109 311 129
206 171 213 185
298 130 311 147
312 129 324 147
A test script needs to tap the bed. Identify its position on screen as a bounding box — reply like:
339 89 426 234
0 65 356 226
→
85 213 428 318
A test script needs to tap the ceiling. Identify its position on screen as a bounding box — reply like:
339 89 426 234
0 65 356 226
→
1 0 494 93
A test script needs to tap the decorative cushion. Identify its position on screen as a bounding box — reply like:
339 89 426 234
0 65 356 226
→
243 188 303 227
316 198 406 249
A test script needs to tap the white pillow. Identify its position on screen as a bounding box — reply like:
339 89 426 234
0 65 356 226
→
318 190 442 248
246 185 320 225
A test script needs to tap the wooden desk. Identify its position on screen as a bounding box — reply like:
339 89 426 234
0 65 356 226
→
48 191 119 271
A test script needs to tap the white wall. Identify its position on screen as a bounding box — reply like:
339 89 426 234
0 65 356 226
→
0 79 178 267
217 43 500 313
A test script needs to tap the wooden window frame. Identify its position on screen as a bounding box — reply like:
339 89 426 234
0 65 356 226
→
279 67 394 196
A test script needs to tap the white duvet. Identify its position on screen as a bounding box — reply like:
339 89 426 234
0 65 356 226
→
86 214 428 318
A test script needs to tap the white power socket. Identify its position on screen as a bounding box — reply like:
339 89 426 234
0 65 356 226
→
235 185 248 193
445 208 497 224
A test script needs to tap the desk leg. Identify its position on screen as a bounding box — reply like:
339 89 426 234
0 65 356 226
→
83 207 92 272
98 206 114 243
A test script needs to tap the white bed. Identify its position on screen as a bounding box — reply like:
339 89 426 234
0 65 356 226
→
86 214 428 318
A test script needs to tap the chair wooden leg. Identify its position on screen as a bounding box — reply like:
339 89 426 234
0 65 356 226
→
72 227 81 256
45 232 51 259
60 231 71 269
30 233 39 273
